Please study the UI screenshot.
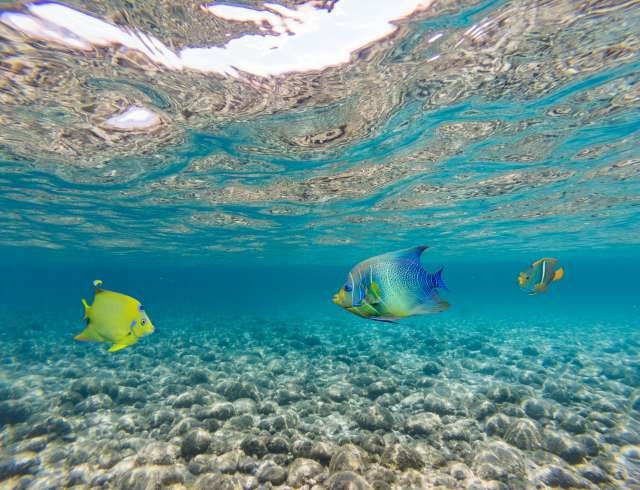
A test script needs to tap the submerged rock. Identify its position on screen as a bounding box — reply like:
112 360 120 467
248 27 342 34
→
256 461 287 485
473 441 526 483
484 413 511 437
504 418 542 450
544 431 586 465
559 411 588 434
136 442 179 465
355 406 394 431
533 465 591 489
404 412 442 436
149 409 175 428
181 429 212 459
217 381 260 402
241 436 268 458
208 401 235 420
193 473 244 490
288 458 325 487
522 398 550 420
382 444 424 471
111 461 189 490
329 445 365 473
423 394 455 415
442 419 479 442
0 400 32 424
71 378 119 399
578 464 610 484
75 394 113 413
422 361 441 375
266 435 290 454
327 471 372 490
0 453 41 480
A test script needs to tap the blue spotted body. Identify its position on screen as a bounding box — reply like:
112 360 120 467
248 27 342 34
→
333 246 450 322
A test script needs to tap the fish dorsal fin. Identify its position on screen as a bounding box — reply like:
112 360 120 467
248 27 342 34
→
384 246 429 263
532 258 556 267
93 279 104 293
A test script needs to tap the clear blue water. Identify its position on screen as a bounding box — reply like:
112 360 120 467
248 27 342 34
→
1 0 640 488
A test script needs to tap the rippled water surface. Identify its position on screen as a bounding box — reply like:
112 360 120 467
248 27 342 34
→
0 0 638 260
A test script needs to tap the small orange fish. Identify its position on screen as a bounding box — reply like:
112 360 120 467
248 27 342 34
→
518 258 564 295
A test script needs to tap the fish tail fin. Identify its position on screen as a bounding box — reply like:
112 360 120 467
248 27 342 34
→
553 267 564 282
74 326 99 342
81 298 91 319
434 268 448 291
413 293 451 315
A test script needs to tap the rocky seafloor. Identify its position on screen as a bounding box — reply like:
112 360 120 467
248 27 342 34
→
1 314 640 489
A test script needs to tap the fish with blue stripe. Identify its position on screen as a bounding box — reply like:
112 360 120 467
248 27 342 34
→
518 258 564 294
332 246 450 323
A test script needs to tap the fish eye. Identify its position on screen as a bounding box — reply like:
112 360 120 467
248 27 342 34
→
343 284 352 292
141 318 147 326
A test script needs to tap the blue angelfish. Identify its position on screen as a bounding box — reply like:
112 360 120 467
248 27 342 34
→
332 246 450 323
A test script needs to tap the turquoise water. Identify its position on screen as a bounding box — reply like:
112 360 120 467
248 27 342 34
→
1 0 640 488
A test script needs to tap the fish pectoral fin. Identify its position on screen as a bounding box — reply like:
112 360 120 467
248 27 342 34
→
346 307 368 319
553 267 564 282
74 326 101 342
365 282 383 305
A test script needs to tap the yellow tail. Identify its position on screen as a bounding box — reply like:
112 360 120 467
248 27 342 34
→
553 267 564 282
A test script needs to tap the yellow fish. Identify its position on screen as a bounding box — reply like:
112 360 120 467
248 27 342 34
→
74 280 154 352
518 258 564 295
